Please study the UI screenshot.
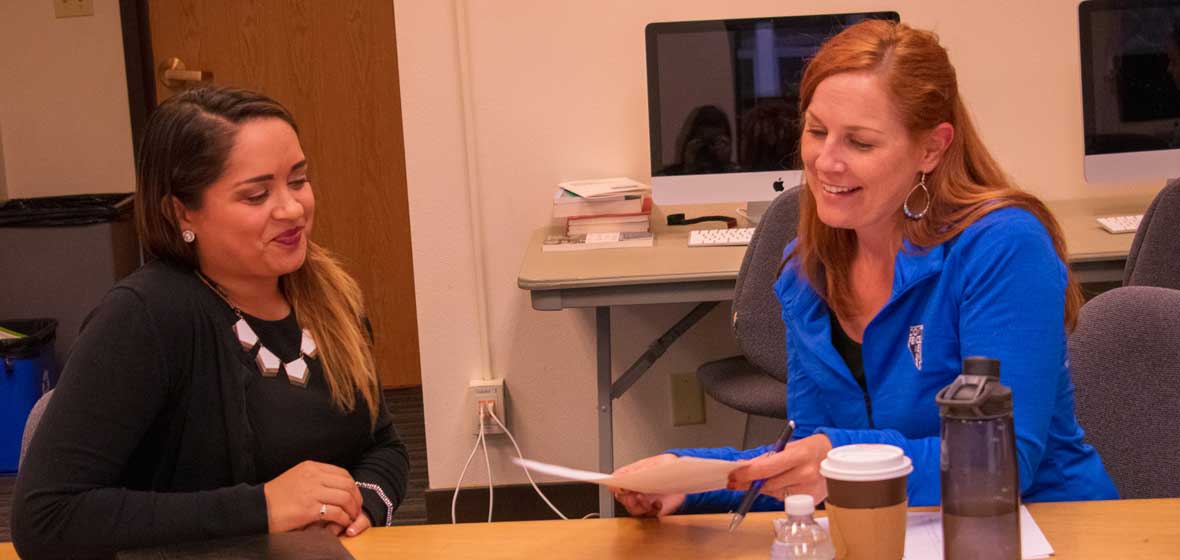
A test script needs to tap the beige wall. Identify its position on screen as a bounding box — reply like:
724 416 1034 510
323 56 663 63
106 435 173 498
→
0 0 135 200
2 0 1162 493
396 0 1165 492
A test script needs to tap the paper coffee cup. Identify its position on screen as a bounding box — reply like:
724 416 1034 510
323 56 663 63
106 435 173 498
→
820 444 913 560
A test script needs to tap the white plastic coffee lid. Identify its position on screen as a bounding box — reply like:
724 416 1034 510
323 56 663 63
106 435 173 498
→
819 444 913 481
785 494 814 516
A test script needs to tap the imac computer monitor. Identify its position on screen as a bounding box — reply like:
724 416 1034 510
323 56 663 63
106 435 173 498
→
1079 0 1180 183
645 12 899 206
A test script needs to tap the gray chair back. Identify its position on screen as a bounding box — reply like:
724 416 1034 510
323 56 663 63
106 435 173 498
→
1069 286 1180 498
732 186 800 382
19 388 54 469
1124 179 1180 289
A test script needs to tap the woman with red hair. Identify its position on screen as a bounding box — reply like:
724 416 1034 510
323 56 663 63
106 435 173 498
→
613 20 1117 516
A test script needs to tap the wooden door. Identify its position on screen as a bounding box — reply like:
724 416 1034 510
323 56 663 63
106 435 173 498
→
146 0 421 388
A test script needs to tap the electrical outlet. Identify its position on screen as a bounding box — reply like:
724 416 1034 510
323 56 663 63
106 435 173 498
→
54 0 94 18
467 378 506 436
670 372 706 426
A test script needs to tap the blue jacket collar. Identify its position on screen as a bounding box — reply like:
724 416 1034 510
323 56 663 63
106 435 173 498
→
777 238 946 317
774 238 946 398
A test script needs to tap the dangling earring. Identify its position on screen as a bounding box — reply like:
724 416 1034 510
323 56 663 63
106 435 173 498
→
903 172 931 220
182 230 196 243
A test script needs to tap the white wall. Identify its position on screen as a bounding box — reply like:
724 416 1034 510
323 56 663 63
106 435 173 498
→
0 0 135 200
396 0 1165 492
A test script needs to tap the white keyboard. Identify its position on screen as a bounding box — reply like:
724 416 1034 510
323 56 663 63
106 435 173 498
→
688 227 755 247
1096 214 1143 234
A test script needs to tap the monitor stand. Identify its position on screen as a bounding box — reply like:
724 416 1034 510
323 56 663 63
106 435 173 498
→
743 200 771 226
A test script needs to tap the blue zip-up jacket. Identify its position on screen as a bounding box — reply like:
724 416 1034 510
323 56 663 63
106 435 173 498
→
668 207 1118 513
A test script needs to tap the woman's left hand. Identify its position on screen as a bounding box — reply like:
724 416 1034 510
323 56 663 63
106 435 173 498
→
726 434 833 503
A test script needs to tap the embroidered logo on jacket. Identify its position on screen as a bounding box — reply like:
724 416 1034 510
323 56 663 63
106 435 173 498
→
908 325 924 370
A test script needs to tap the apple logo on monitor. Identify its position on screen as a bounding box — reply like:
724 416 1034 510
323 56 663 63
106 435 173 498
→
772 178 785 192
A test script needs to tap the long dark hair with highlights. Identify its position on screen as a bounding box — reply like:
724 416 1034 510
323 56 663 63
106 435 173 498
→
135 86 381 425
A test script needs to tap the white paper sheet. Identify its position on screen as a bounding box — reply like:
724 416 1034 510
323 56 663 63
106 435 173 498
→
557 177 650 199
512 457 745 495
817 505 1053 559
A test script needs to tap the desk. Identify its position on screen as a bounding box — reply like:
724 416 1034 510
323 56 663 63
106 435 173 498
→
1048 195 1158 284
337 498 1179 559
517 194 1156 516
1 499 1175 558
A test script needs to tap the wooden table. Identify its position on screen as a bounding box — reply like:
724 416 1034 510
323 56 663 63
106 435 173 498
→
1 499 1176 558
337 498 1178 558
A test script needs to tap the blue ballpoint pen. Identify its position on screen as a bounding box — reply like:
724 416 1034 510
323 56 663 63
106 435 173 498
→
728 420 796 532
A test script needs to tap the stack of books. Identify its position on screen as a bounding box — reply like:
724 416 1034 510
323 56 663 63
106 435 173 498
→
544 178 654 252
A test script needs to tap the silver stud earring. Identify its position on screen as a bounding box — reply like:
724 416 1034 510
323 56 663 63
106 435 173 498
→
182 230 196 243
903 172 931 220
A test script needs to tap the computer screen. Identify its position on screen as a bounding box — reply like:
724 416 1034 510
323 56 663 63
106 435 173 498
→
1079 0 1180 182
645 12 899 206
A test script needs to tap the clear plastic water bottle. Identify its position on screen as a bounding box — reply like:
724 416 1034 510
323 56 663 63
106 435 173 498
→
770 495 835 560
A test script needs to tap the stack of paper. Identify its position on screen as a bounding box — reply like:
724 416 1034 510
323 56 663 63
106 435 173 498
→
558 177 650 199
817 506 1053 559
549 177 653 241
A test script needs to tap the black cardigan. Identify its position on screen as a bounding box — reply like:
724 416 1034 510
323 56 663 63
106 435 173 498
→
12 261 409 559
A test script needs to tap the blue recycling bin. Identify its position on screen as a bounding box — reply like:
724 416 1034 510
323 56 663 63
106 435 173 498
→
0 318 57 473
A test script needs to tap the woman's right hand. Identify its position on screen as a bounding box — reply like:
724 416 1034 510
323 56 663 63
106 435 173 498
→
608 454 686 517
263 460 365 533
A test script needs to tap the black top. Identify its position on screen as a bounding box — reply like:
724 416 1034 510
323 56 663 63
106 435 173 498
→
829 312 867 393
12 261 409 559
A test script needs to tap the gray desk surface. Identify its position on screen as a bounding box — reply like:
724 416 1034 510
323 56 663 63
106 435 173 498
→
518 194 1158 308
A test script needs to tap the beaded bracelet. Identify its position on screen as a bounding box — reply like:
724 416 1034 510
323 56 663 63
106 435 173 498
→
355 481 394 527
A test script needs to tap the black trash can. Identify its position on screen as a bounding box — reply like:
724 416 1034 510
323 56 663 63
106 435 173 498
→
0 193 138 370
0 318 58 473
0 193 133 227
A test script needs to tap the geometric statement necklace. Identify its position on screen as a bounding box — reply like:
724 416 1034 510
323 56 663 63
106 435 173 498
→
196 271 319 387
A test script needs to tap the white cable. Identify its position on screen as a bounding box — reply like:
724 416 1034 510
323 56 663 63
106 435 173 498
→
480 404 493 523
451 413 486 524
485 407 569 520
453 0 495 382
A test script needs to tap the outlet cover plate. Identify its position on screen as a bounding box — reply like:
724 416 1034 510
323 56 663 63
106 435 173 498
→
467 378 506 436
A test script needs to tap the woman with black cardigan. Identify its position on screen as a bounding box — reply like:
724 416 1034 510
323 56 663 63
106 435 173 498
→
12 87 409 558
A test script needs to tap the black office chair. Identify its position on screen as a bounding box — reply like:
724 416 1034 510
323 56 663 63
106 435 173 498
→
1069 286 1180 498
1124 178 1180 289
696 187 799 445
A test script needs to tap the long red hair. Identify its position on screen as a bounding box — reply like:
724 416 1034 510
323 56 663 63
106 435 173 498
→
790 20 1082 330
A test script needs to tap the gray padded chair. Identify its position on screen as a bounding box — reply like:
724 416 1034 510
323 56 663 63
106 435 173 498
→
1124 178 1180 289
18 388 53 469
695 187 799 436
1069 286 1180 499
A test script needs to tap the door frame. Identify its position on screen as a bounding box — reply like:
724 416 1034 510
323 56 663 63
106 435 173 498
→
117 0 156 158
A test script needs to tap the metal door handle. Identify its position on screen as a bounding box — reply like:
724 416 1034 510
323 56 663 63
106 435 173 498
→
157 57 212 89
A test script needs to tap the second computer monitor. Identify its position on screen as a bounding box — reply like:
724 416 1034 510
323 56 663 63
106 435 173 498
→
645 12 899 206
1079 0 1180 183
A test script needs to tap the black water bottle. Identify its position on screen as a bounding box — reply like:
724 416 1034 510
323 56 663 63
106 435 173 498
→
935 357 1021 560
